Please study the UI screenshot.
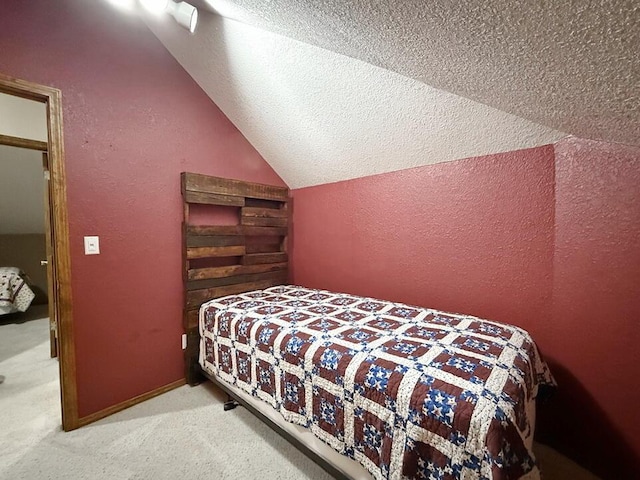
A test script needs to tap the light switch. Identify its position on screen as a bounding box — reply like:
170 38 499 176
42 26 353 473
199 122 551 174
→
84 236 100 255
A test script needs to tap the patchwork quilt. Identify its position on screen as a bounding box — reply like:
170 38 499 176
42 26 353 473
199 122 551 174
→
0 267 35 315
199 285 554 480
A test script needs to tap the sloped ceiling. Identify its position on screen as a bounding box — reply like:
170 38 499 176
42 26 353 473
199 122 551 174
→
143 1 638 188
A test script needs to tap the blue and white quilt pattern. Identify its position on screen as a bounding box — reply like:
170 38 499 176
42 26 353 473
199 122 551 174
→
199 285 554 480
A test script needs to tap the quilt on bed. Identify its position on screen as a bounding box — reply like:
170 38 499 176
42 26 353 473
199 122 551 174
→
199 285 554 480
0 267 35 315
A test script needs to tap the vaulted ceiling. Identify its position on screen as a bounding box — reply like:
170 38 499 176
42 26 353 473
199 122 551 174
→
142 1 639 188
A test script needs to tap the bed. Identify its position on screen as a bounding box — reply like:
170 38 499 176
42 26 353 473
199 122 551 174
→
0 267 36 315
181 173 555 480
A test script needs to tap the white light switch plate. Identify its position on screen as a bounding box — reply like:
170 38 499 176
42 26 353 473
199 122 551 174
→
84 236 100 255
182 334 187 350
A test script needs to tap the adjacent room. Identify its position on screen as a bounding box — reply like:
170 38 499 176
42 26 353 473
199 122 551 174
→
0 1 638 479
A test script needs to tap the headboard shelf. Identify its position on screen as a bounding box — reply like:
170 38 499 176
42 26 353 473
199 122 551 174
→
242 252 288 265
186 276 287 309
183 191 246 207
186 269 288 292
186 245 246 259
187 262 288 281
181 172 290 384
186 224 287 236
241 206 288 218
186 235 246 248
183 172 288 202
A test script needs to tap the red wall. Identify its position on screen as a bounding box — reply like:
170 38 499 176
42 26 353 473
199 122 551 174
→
292 146 556 339
292 141 640 478
540 137 640 478
0 0 284 417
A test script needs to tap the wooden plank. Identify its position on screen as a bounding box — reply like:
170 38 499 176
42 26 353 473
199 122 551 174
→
241 216 288 227
182 172 288 201
186 245 245 259
187 270 288 291
0 133 48 151
246 243 281 254
242 252 288 265
187 278 287 309
184 190 245 207
185 309 199 331
188 262 288 281
187 225 288 236
186 235 245 247
241 207 288 219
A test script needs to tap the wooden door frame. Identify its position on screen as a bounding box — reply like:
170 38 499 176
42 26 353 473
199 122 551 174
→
0 73 79 431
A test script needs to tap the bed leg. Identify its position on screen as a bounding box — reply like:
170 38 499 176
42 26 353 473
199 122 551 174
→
223 394 239 411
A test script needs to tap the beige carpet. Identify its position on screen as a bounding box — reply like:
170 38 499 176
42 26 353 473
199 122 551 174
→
0 311 600 480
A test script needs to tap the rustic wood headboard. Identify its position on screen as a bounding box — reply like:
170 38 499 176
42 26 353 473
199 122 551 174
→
181 173 289 384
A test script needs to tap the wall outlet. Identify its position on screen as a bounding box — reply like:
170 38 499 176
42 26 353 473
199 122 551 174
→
181 333 187 350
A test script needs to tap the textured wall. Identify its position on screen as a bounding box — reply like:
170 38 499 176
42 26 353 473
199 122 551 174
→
292 145 556 338
0 0 284 417
144 10 565 188
291 140 640 478
0 234 48 304
539 137 640 478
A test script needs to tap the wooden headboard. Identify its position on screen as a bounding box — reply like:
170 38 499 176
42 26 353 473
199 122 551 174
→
181 173 289 384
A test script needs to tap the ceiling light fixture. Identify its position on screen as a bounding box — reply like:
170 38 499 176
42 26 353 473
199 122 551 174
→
167 1 198 33
139 0 198 33
106 0 136 10
139 0 169 14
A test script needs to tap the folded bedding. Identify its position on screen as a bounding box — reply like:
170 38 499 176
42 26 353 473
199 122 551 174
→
0 267 36 315
199 285 554 480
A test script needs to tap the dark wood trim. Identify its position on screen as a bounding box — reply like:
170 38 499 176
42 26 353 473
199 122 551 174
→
203 372 352 480
0 133 48 151
77 379 186 427
0 73 79 431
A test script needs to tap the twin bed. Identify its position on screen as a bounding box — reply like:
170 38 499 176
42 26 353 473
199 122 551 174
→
181 173 554 480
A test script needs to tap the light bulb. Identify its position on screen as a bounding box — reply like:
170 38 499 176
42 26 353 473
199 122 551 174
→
140 0 170 14
107 0 136 10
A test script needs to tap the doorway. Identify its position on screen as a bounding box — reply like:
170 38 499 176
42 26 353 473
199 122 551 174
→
0 73 78 431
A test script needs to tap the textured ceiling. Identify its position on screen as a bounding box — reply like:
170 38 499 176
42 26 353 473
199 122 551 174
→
199 0 640 147
144 11 564 188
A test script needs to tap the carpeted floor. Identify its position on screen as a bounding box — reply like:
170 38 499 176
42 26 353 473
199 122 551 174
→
0 310 600 480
